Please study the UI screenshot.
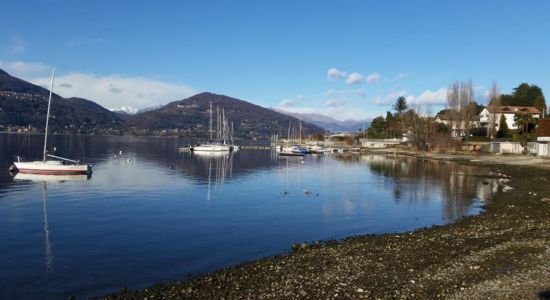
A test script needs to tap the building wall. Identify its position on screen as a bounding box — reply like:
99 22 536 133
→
494 113 539 130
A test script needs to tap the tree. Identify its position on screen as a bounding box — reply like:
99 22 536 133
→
514 114 529 135
501 83 546 111
393 96 408 115
446 81 460 135
367 116 386 139
533 96 546 116
385 111 396 138
487 82 501 137
459 80 475 136
496 114 509 138
393 96 408 137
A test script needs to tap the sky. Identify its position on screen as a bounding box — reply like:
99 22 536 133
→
1 1 549 121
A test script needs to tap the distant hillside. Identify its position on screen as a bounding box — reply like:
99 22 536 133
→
0 69 125 134
0 69 323 138
127 92 324 138
275 109 370 132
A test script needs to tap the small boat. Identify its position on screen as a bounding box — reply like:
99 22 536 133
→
10 68 92 175
193 143 232 152
277 145 306 156
192 101 233 153
308 145 325 154
277 151 304 157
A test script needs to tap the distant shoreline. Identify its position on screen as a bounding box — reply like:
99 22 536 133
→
100 152 550 299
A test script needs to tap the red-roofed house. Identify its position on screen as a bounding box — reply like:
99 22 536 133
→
480 106 540 131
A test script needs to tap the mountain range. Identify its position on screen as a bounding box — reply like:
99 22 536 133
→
275 109 371 132
0 69 323 138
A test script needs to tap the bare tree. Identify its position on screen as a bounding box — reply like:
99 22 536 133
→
487 81 501 138
459 79 475 137
446 81 460 137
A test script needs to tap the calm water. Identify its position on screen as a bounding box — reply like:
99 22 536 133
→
0 134 500 299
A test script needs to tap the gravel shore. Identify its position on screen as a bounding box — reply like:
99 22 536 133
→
101 152 550 299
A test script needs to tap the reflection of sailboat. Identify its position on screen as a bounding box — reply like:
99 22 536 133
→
14 173 91 182
196 152 233 201
13 173 90 273
11 68 92 175
193 151 230 158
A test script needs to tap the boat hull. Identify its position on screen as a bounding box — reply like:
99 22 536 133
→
278 152 304 157
14 161 91 175
193 144 231 152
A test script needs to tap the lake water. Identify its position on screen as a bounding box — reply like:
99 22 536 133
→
0 134 499 299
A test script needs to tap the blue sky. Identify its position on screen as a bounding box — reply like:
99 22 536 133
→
1 1 549 120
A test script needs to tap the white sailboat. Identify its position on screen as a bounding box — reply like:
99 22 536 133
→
11 68 92 175
193 101 231 152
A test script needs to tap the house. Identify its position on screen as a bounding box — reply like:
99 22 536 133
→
360 138 400 148
435 112 480 138
479 106 540 131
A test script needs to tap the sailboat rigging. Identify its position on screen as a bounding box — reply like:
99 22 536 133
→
10 68 92 175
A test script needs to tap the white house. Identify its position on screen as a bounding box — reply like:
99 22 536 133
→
435 112 480 138
479 106 540 131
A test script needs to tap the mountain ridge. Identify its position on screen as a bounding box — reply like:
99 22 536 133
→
127 92 324 138
0 69 323 138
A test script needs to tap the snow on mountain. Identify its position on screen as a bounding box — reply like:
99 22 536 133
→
110 106 139 115
274 109 370 132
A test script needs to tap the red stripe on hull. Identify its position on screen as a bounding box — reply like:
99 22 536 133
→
17 168 90 175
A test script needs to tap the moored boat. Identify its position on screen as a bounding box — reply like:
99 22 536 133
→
10 68 92 175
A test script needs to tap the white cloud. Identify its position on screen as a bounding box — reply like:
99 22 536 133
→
0 60 50 77
366 73 381 83
278 95 304 108
373 88 447 106
345 72 366 85
327 68 346 80
325 99 347 107
372 90 410 105
409 88 448 105
345 72 381 85
30 72 199 109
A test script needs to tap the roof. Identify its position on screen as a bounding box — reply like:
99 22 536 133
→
436 113 479 121
538 119 550 137
486 106 540 114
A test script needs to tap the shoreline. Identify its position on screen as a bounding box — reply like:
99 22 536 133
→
101 151 550 299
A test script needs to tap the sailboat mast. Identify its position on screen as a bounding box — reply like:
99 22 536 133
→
222 109 226 144
42 68 55 162
287 121 292 143
209 101 213 141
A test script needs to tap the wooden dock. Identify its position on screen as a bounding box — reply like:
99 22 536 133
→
238 145 274 150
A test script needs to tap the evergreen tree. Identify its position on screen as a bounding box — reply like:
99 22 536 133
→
496 114 509 138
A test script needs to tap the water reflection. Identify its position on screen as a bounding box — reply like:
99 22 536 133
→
12 173 91 274
338 154 500 220
0 134 502 299
192 152 233 200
